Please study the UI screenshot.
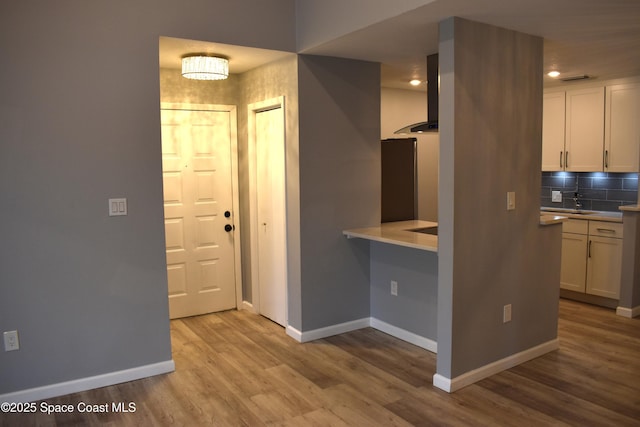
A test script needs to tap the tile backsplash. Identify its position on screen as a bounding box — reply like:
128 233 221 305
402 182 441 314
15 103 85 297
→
541 172 638 212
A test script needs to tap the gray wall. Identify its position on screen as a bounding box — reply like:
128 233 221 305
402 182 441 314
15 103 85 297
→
295 0 432 51
370 242 438 340
297 55 380 330
621 211 640 310
437 17 561 379
0 0 295 395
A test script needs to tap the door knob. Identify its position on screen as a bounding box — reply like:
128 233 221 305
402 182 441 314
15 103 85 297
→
224 224 234 232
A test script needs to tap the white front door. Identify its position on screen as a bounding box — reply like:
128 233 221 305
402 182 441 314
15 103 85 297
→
255 105 287 326
161 108 237 319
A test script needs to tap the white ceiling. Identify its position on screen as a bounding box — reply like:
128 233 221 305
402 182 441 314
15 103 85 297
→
159 0 640 91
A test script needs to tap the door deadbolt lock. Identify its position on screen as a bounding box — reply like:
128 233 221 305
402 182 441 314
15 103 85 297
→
224 211 231 218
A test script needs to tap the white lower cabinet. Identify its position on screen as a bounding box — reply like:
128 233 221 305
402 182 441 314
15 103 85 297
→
560 219 622 300
561 232 587 292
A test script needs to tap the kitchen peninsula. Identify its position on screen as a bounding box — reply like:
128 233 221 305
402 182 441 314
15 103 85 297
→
343 216 566 354
343 220 439 352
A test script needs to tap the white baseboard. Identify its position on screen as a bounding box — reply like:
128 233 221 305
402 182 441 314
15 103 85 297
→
241 300 256 313
0 360 175 403
285 317 437 354
616 305 640 318
433 339 559 393
288 318 371 343
370 318 437 353
285 324 303 342
432 373 452 392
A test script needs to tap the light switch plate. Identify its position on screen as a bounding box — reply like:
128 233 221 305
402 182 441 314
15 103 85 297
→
552 191 562 203
109 198 127 216
507 192 516 211
503 304 512 323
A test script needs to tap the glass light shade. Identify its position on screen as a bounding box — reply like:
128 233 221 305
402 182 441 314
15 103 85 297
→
181 55 229 80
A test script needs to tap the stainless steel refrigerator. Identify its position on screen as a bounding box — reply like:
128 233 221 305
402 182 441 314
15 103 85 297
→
381 138 416 222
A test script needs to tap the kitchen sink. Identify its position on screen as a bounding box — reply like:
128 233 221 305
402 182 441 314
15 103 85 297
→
407 226 438 235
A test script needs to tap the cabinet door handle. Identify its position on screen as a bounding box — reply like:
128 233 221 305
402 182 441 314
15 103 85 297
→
588 240 592 258
605 150 609 169
596 228 616 233
565 151 569 168
560 151 563 168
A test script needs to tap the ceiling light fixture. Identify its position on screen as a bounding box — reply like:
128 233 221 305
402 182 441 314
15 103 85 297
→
181 54 229 80
409 79 421 86
547 71 560 78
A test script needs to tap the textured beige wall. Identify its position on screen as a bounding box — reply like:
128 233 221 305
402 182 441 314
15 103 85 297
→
159 68 240 105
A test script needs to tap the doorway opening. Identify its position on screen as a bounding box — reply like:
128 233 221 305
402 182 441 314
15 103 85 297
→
160 102 243 319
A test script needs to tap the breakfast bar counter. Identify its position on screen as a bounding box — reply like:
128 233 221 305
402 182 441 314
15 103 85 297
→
343 220 438 252
342 219 438 350
344 215 565 253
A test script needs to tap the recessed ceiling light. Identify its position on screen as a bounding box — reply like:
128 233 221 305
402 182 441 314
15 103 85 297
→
547 71 560 78
409 79 421 86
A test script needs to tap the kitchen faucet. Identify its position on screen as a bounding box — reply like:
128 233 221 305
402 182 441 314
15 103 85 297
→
561 175 582 210
573 192 582 210
572 175 582 210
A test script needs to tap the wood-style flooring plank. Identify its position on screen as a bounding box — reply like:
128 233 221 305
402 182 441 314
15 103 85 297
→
275 408 351 427
1 299 638 426
477 369 638 427
325 328 435 387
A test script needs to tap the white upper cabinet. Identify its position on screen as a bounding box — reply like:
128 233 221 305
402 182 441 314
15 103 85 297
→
542 92 566 171
565 87 605 171
542 87 605 172
605 83 640 172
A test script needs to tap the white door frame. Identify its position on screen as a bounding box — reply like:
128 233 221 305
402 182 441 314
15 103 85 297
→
247 96 288 325
160 102 244 311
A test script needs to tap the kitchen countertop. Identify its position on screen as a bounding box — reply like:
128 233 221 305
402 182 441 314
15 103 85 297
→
620 205 640 212
539 214 567 225
343 220 438 252
540 207 623 223
345 215 569 251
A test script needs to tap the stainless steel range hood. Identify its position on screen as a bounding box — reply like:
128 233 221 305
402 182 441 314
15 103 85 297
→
394 54 438 134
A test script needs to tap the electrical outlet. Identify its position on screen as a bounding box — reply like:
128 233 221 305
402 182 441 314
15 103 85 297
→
390 280 398 296
503 304 512 323
551 190 562 203
4 330 20 351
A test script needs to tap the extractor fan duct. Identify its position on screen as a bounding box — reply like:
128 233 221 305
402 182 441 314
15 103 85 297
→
395 54 439 134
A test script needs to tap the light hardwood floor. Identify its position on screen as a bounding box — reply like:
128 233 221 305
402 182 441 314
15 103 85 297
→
1 299 639 426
